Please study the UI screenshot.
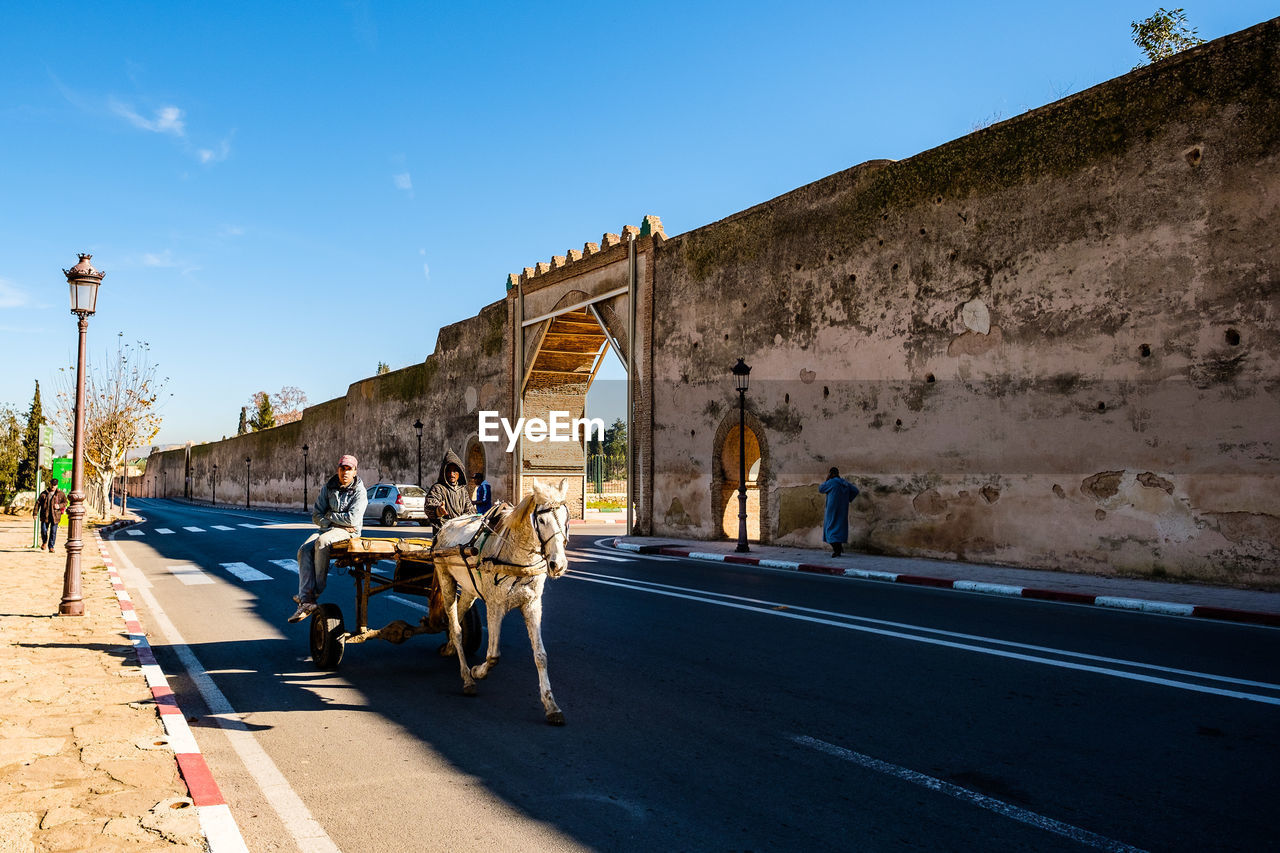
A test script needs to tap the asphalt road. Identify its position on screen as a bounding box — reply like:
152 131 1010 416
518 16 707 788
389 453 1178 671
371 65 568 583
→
108 498 1280 852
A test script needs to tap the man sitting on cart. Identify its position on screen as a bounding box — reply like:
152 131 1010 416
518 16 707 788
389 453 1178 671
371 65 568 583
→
424 449 475 528
288 454 368 623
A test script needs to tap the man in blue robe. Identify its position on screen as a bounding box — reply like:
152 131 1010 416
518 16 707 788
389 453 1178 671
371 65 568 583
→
819 467 859 557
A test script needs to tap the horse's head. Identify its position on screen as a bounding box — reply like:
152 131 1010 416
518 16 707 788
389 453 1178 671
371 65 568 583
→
530 477 570 578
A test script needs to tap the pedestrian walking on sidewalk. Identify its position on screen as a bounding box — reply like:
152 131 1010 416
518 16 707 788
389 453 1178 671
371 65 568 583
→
819 467 859 557
289 454 367 623
472 471 492 513
34 478 68 552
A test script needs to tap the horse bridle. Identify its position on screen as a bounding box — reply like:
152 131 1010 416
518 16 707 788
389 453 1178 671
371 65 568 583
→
477 501 568 575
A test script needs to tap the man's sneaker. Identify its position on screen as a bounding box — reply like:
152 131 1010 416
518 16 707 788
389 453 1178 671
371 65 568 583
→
287 602 317 623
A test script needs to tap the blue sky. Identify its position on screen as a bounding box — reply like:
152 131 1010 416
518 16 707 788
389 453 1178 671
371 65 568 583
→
2 2 1273 450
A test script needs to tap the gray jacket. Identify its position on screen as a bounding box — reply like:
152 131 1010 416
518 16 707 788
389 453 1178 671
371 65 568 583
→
313 474 367 534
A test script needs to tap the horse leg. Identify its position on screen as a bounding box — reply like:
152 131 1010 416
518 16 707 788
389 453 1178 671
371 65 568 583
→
470 591 505 681
437 566 476 696
521 597 564 725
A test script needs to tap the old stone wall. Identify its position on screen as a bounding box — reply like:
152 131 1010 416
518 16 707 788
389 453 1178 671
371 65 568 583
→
143 300 513 512
649 19 1280 585
144 19 1279 586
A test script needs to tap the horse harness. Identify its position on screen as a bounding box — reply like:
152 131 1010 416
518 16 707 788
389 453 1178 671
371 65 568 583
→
455 502 568 595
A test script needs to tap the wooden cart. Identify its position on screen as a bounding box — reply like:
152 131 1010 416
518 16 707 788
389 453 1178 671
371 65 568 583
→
308 536 482 669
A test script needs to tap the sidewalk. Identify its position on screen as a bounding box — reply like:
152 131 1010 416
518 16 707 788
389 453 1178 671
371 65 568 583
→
0 515 207 852
610 535 1280 627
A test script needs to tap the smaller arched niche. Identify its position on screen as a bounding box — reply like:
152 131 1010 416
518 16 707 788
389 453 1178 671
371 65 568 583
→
712 413 769 542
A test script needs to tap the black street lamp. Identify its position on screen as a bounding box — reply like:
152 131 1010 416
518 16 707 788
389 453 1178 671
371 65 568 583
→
59 254 104 616
302 444 309 510
212 463 218 506
731 358 752 553
245 457 251 508
413 419 424 487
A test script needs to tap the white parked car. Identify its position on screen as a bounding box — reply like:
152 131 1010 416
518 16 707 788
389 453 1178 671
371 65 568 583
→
364 483 429 526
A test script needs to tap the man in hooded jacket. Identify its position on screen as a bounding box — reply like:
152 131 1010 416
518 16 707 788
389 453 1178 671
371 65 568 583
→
288 454 367 623
425 449 475 524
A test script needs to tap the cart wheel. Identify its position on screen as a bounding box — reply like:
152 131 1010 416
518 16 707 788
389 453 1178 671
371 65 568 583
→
418 520 431 527
310 603 346 670
381 507 397 527
461 602 482 656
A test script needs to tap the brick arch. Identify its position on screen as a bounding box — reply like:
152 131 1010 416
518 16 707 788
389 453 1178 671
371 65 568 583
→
711 408 771 543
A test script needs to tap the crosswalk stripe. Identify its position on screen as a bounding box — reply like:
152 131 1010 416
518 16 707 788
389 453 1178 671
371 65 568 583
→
183 526 205 533
155 528 175 534
167 564 214 585
237 523 260 529
220 562 273 582
212 525 235 531
125 529 144 537
269 559 299 574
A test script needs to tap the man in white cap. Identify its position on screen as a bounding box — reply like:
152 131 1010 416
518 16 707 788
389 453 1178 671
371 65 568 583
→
289 454 367 623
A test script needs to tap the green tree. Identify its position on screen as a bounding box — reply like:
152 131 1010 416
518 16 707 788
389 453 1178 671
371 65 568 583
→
236 406 247 436
376 361 390 375
248 391 275 431
0 404 23 501
1131 8 1204 67
603 418 627 480
16 381 44 491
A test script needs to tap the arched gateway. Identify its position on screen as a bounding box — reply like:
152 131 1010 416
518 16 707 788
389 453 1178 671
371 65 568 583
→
506 216 665 531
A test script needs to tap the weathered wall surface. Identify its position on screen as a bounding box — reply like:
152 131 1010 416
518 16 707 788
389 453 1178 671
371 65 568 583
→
143 300 513 511
650 20 1280 586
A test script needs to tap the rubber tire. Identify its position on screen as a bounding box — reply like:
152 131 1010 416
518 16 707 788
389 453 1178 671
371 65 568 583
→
381 507 397 527
461 603 482 656
310 603 346 670
418 520 431 527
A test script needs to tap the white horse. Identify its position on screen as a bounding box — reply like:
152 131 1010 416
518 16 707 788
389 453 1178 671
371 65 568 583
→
433 478 571 725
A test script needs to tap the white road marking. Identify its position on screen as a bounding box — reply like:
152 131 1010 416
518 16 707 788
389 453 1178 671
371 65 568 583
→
155 528 175 534
212 525 235 531
184 526 206 533
126 529 145 536
220 562 273 582
568 549 632 563
570 570 1280 705
269 559 299 574
590 538 679 560
167 564 215 585
237 523 260 529
791 735 1147 852
105 540 342 853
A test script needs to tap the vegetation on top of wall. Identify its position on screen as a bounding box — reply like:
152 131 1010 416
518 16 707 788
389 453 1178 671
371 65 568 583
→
482 302 507 357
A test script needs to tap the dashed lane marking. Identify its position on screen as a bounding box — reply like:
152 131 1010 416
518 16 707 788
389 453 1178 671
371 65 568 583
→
167 564 215 585
126 529 145 536
184 526 206 533
212 525 235 531
791 735 1147 852
220 562 273 582
155 528 175 534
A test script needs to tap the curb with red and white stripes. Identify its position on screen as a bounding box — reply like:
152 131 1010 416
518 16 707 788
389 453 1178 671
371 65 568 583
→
612 540 1280 629
94 522 250 853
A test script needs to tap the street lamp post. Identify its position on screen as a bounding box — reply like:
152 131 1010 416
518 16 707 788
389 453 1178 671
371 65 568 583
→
302 444 309 510
731 358 751 553
245 457 251 508
413 419 424 487
212 463 218 506
60 254 105 616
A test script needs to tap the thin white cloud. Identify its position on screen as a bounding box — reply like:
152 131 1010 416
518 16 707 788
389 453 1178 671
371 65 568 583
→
218 225 245 238
142 251 177 267
110 99 186 136
423 263 430 280
0 277 29 308
198 138 232 164
393 172 413 192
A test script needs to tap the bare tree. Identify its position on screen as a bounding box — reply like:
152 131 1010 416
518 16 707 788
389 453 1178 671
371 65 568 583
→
54 336 166 517
272 385 307 425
